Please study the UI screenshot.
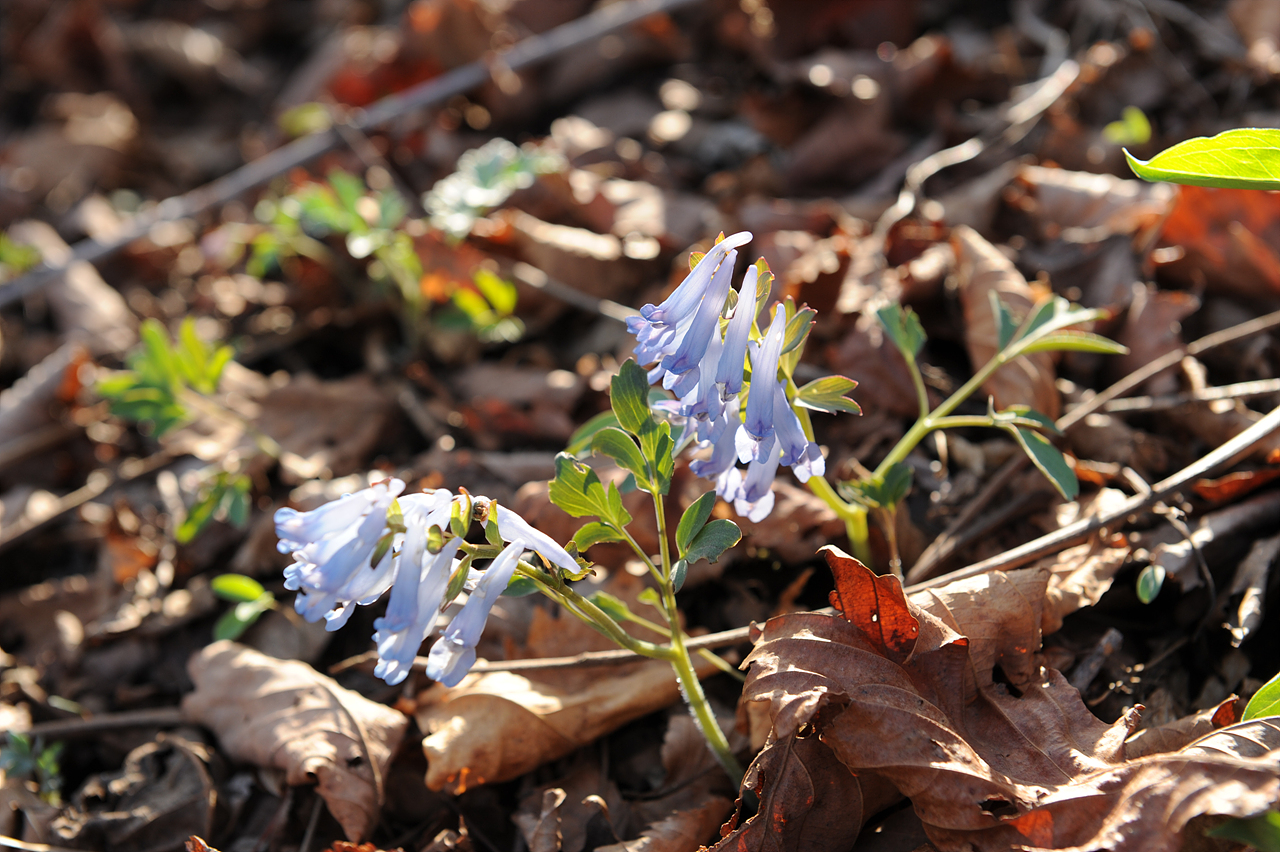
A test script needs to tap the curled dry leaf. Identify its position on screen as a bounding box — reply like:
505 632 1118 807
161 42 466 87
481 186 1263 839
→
951 225 1060 420
721 548 1280 852
414 657 718 795
181 641 408 841
1123 697 1238 760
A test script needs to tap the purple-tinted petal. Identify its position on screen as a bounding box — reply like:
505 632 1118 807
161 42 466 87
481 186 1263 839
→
274 478 404 553
494 505 578 576
715 264 758 398
425 539 525 686
772 385 825 482
742 305 787 445
734 436 780 521
659 248 737 377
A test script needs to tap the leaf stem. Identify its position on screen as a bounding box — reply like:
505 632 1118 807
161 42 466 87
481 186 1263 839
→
650 490 743 785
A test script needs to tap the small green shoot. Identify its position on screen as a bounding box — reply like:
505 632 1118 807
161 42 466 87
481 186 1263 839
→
211 573 276 641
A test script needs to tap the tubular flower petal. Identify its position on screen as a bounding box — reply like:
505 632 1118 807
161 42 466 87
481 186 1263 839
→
275 478 404 555
492 504 579 576
658 246 738 379
426 539 526 686
772 387 824 482
715 264 758 399
734 436 781 522
372 537 463 686
741 304 787 454
627 232 752 369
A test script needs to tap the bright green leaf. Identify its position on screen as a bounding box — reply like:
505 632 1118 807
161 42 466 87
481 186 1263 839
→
211 574 267 603
676 492 717 556
547 453 632 528
611 360 654 436
876 303 927 359
1245 670 1280 721
592 427 651 492
781 307 817 355
567 411 621 457
589 591 632 622
1018 331 1128 356
1126 128 1280 190
795 375 861 416
572 521 625 551
1102 106 1151 147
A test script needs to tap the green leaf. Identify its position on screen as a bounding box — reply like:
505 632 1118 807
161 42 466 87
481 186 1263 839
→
327 169 366 217
1010 427 1079 501
547 454 632 527
1136 563 1165 605
1102 106 1151 147
840 462 914 511
676 492 717 556
683 518 741 565
642 419 675 496
1244 670 1280 721
572 521 625 551
566 411 620 457
876 303 927 359
637 586 662 610
178 477 229 543
473 268 517 316
992 405 1061 435
485 513 503 547
988 291 1018 351
1125 128 1280 190
449 495 470 539
671 558 689 593
211 574 266 603
1017 331 1128 356
501 576 541 597
213 595 273 641
795 375 862 416
611 360 654 436
781 307 817 355
445 554 473 605
592 427 652 492
1207 811 1280 852
589 591 632 622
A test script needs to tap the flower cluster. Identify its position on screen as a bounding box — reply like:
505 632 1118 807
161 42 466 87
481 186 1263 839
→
275 481 577 686
627 231 823 521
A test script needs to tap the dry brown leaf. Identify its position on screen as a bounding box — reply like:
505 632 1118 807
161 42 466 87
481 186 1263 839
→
1009 165 1174 246
595 796 733 852
1124 698 1238 759
181 641 408 841
50 736 216 852
951 225 1059 419
1112 284 1200 397
726 549 1280 852
414 658 716 794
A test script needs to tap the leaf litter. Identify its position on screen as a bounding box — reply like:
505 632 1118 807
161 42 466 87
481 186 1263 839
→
6 0 1280 850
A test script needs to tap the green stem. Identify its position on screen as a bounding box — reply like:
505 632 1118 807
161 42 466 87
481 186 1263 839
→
650 490 743 785
874 344 1014 476
790 392 873 564
612 608 745 681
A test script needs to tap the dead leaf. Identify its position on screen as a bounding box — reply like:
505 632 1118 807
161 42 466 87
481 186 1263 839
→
1148 489 1280 592
181 641 409 841
733 551 1280 852
1124 698 1239 759
951 225 1060 419
50 736 216 852
596 795 732 852
1111 284 1200 397
1009 165 1174 247
1157 185 1280 300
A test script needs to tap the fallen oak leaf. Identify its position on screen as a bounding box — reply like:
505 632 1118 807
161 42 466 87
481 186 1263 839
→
729 553 1280 852
181 641 408 841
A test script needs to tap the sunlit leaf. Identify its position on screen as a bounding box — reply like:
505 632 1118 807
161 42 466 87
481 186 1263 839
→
1010 427 1079 500
211 574 267 603
795 375 861 416
1126 128 1280 190
676 492 717 556
1245 670 1280 721
1136 563 1165 605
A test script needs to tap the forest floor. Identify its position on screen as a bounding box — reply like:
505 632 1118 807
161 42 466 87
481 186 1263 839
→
6 1 1280 851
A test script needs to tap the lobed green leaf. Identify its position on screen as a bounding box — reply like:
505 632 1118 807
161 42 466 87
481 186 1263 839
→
795 375 862 416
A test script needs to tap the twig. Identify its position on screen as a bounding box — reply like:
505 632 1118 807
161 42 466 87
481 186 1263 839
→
1103 378 1280 413
0 707 187 742
0 0 703 308
0 451 173 552
906 307 1280 582
913 401 1280 589
0 837 89 852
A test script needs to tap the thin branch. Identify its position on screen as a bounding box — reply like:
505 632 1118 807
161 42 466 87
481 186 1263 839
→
0 0 703 308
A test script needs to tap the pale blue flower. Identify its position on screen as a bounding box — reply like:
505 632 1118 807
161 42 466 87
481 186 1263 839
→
715 263 759 400
628 232 752 371
492 503 579 576
426 539 525 686
278 479 404 623
372 536 462 686
773 388 824 482
740 304 787 459
731 436 781 522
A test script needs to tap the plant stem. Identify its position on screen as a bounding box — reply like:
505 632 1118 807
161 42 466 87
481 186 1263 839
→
650 490 744 785
790 392 873 564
